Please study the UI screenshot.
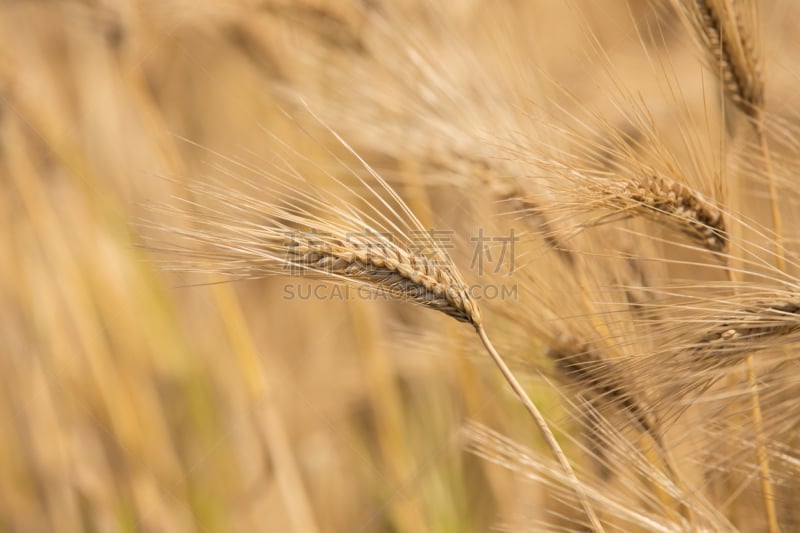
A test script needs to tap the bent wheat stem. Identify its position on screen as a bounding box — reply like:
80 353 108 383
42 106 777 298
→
476 325 605 533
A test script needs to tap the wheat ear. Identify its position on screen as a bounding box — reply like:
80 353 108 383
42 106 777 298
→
660 282 790 533
547 336 691 508
621 174 727 253
144 132 604 531
532 161 729 255
688 297 800 364
691 0 763 117
283 234 480 323
548 341 653 435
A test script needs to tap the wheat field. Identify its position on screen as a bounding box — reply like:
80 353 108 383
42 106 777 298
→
2 1 800 531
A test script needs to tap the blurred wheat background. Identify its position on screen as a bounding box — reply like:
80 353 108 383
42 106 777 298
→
2 0 800 531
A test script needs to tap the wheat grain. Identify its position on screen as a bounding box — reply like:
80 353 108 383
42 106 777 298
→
283 233 481 324
622 173 728 253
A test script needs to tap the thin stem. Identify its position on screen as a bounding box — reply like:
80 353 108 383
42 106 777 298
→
746 355 779 533
725 265 778 533
476 325 604 533
753 113 781 533
756 114 785 272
